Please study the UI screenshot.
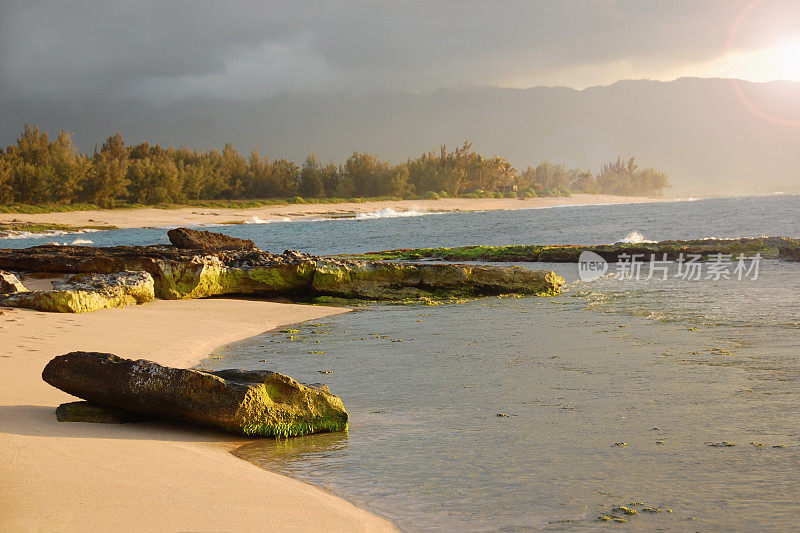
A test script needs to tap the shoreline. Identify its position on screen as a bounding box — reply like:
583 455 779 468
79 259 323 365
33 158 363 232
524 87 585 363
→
1 194 666 234
0 298 397 532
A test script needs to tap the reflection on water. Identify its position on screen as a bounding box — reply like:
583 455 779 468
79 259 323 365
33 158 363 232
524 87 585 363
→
234 431 350 475
209 270 800 530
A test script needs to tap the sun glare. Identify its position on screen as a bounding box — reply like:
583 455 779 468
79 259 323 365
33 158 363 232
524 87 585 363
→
756 37 800 82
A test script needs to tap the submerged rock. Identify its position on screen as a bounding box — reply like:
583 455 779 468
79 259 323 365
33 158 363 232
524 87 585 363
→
56 400 150 423
42 352 349 437
0 271 154 313
167 227 257 251
358 237 800 262
779 245 800 261
0 270 26 294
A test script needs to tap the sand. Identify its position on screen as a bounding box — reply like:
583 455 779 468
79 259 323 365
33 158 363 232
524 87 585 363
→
0 299 398 532
1 194 665 230
0 193 664 531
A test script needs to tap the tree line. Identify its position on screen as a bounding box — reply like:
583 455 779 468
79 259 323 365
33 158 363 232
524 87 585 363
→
0 125 671 207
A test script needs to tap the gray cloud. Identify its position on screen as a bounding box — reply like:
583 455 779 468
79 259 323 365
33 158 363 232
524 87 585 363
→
1 0 798 104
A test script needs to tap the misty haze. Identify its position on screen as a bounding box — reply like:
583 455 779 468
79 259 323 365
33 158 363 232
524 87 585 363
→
1 2 799 532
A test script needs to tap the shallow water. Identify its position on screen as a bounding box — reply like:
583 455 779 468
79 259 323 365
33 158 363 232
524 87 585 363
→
207 261 800 531
7 194 800 530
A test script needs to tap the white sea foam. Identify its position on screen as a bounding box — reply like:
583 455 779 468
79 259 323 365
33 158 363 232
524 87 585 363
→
619 231 657 244
70 238 94 245
243 216 292 224
1 229 73 240
354 208 428 220
0 227 102 241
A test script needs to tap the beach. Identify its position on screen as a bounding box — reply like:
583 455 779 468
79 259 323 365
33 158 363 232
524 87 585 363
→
0 298 397 532
1 194 664 231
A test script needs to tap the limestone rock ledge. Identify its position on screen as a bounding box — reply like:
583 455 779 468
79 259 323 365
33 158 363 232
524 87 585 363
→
0 244 564 302
780 245 800 261
43 351 348 437
0 271 154 313
0 270 27 294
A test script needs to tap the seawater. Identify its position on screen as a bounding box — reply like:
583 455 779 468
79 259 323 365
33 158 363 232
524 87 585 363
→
3 194 799 252
6 194 800 530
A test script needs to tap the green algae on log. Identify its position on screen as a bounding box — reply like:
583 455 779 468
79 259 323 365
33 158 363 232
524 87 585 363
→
42 352 349 437
0 271 154 313
354 237 800 263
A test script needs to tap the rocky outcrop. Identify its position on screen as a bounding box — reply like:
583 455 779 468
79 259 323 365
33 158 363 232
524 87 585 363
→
0 270 26 294
0 244 564 302
358 237 800 263
313 259 564 299
0 245 316 300
42 352 349 437
779 245 800 261
56 401 150 423
0 271 154 313
167 227 257 251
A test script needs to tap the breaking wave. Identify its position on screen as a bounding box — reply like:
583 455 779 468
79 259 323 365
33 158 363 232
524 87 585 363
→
354 208 429 220
619 231 657 244
243 216 292 224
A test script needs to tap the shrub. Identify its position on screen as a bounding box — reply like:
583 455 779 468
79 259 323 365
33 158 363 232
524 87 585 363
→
423 190 440 200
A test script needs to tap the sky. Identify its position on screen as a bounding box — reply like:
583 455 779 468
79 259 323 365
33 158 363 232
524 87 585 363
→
2 0 799 105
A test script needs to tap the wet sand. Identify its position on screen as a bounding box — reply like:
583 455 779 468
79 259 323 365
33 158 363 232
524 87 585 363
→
0 299 397 532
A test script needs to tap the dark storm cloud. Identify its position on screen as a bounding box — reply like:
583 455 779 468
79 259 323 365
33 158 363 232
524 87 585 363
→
0 0 797 103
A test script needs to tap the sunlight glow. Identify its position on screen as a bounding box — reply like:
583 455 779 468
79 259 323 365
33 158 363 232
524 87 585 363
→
702 37 800 82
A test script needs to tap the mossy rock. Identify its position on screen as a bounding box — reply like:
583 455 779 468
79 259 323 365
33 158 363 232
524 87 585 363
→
43 352 348 438
0 271 154 313
56 401 150 423
0 270 27 294
312 259 564 299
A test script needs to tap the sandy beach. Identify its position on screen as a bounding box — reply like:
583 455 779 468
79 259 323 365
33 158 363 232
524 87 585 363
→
1 194 665 231
0 298 397 532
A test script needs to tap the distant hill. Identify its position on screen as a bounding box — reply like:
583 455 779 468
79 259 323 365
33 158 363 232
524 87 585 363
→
2 77 798 196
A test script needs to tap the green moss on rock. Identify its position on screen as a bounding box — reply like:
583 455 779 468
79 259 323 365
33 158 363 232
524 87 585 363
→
1 271 154 313
42 352 348 438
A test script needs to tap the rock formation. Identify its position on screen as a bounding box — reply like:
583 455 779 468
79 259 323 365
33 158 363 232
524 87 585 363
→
167 227 257 251
43 352 349 437
1 271 154 313
779 245 800 261
0 270 26 294
56 401 150 423
0 243 564 303
357 237 800 263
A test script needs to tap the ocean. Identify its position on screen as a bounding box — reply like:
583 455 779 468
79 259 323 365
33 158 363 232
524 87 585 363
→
5 194 800 530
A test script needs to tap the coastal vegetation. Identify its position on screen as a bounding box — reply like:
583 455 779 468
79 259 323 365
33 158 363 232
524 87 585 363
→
0 124 671 210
